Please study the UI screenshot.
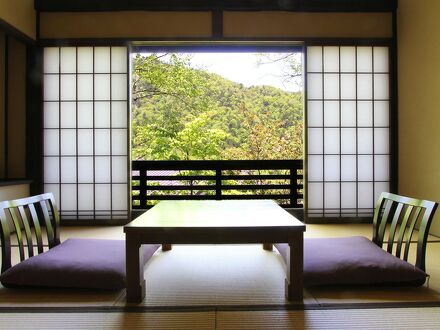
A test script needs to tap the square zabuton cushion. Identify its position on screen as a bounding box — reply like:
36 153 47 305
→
275 236 427 287
0 238 160 290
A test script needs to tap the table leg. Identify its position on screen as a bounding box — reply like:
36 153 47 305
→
126 237 145 303
263 243 273 251
285 232 303 301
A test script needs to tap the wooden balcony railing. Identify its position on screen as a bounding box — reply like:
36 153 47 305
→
132 160 303 209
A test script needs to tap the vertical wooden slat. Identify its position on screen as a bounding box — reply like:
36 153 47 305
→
17 205 34 258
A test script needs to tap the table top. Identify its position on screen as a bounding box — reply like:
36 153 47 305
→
125 200 305 232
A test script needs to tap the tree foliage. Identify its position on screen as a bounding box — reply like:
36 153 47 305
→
132 53 303 161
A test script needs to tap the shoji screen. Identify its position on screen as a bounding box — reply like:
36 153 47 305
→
43 46 129 222
306 46 390 218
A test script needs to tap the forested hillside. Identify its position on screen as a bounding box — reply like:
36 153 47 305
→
132 53 303 160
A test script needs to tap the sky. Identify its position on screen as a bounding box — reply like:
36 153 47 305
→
141 52 302 92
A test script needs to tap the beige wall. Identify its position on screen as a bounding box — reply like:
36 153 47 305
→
0 0 36 40
398 0 440 236
40 11 212 39
224 12 392 38
0 184 29 202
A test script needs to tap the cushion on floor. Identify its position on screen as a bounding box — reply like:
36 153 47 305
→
275 236 427 287
0 239 160 290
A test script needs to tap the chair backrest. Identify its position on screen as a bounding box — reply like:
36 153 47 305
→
0 193 61 273
372 192 438 272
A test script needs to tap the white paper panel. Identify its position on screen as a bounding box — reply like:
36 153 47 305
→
60 47 76 73
44 102 59 128
307 128 323 154
61 157 77 182
308 155 323 181
307 74 323 99
323 74 339 99
77 47 94 73
357 74 373 99
60 102 76 128
95 157 111 183
357 47 372 73
307 101 323 127
324 128 339 154
323 101 339 126
341 101 356 127
78 157 94 183
112 156 128 183
44 129 59 156
61 184 77 210
340 47 356 72
341 128 356 154
375 182 390 202
358 182 374 209
357 101 373 127
94 74 110 100
77 129 93 155
78 74 93 100
94 47 111 73
111 47 127 73
95 184 111 210
307 47 322 72
324 155 340 181
323 47 339 72
374 74 389 99
374 155 389 181
60 129 76 155
44 184 60 204
78 184 94 210
95 102 111 128
60 75 76 101
374 101 389 126
95 129 110 155
373 47 389 72
44 157 59 183
44 48 59 73
358 155 373 181
341 155 357 181
340 74 356 99
374 128 390 154
78 102 94 128
44 75 59 101
111 74 128 100
112 184 128 210
357 128 373 154
112 129 127 155
307 183 323 209
324 183 340 209
341 182 357 208
111 101 128 127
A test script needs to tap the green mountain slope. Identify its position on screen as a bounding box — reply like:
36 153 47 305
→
132 54 303 160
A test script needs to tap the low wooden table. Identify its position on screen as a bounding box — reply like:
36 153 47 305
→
124 200 305 303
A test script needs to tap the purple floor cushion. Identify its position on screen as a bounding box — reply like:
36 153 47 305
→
0 239 160 290
275 236 427 287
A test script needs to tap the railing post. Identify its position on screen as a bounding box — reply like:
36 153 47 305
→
139 169 147 209
215 168 222 200
290 165 299 208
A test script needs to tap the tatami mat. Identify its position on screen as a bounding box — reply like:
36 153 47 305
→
0 224 439 310
1 308 440 330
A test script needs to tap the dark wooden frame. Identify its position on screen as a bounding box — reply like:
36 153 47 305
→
35 0 398 12
0 193 60 273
